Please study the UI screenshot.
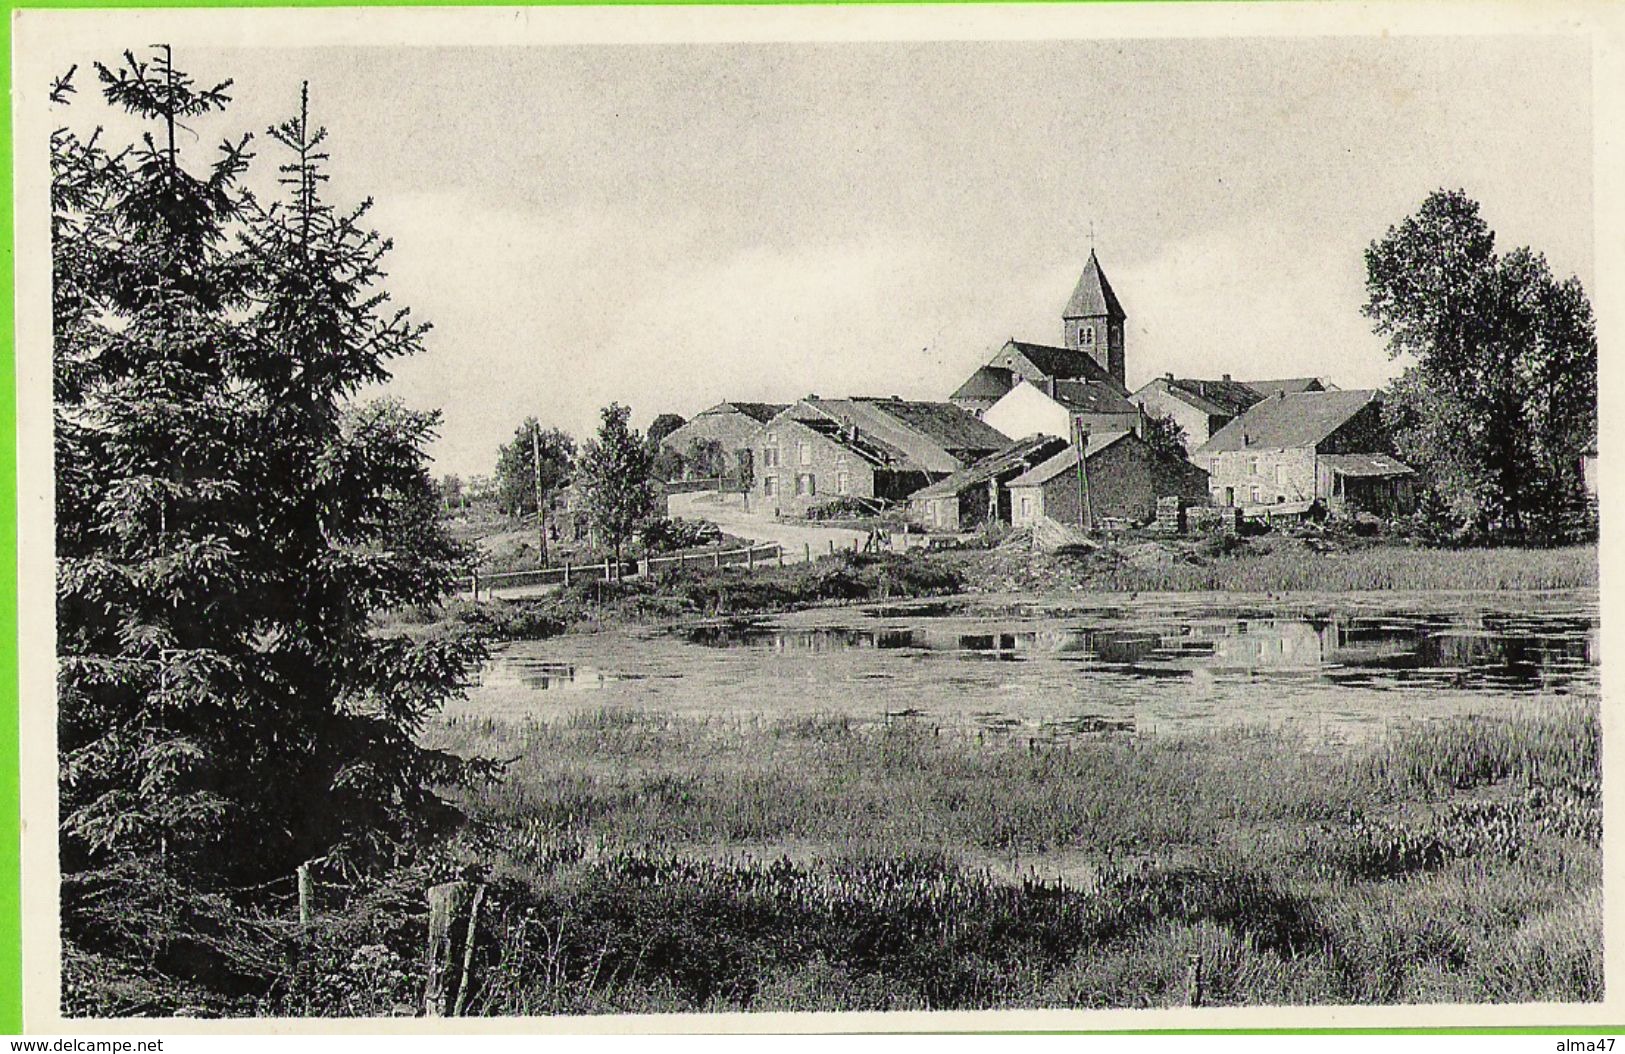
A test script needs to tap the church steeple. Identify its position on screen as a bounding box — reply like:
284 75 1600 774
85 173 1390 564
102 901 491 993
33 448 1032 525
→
1062 248 1126 385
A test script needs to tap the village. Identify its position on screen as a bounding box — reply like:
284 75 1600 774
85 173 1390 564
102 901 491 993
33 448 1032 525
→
455 247 1457 595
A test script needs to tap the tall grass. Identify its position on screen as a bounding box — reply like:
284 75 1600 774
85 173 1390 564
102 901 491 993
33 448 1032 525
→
1070 544 1597 593
67 702 1600 1015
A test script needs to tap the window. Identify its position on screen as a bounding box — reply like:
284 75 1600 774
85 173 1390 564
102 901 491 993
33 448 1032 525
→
1020 496 1033 518
837 472 851 495
799 442 812 467
1248 456 1259 477
764 476 778 497
1081 328 1094 346
792 473 815 497
1250 485 1261 505
1274 464 1286 485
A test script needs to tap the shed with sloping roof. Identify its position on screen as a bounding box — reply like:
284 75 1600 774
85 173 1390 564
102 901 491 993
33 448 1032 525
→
907 434 1071 532
1007 430 1210 530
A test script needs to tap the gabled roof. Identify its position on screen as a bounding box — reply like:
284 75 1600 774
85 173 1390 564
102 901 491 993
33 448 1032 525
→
1196 390 1381 455
1242 378 1330 397
910 435 1071 499
1320 453 1415 478
1002 340 1130 397
950 365 1015 403
1140 377 1266 418
1047 379 1140 416
721 401 789 422
1007 431 1137 487
851 397 1012 456
703 400 787 423
789 415 910 468
1063 249 1126 321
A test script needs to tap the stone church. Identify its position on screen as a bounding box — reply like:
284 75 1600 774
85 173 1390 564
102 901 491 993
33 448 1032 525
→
949 249 1141 437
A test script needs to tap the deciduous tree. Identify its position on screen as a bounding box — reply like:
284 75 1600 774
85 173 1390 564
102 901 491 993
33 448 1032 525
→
577 403 656 569
1365 189 1596 541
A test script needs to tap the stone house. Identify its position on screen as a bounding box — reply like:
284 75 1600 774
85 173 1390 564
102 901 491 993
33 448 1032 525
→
1193 389 1415 514
659 400 786 483
1007 430 1211 529
749 397 1006 516
908 434 1070 532
1130 374 1265 454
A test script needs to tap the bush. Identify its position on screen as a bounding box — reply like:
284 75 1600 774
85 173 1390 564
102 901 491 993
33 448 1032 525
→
803 496 884 521
637 517 723 554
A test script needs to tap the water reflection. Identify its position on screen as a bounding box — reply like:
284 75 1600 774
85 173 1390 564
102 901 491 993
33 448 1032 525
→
675 611 1597 694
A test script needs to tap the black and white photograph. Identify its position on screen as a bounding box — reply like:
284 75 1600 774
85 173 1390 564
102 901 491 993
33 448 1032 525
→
13 2 1619 1030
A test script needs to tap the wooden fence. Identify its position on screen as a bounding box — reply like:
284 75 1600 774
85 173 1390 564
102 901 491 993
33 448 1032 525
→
468 541 785 598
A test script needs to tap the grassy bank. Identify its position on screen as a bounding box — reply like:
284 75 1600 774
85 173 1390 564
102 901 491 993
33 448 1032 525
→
959 539 1598 595
434 550 964 641
63 701 1599 1014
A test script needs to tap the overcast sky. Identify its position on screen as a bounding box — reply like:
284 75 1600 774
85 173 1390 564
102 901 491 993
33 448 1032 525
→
73 36 1593 478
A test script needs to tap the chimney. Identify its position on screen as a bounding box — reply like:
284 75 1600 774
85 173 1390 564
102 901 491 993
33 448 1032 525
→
1222 373 1232 382
1243 432 1251 447
1197 381 1207 396
1275 388 1286 400
1165 372 1174 381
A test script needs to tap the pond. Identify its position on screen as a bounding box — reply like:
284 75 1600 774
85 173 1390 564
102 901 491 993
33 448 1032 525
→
453 590 1599 742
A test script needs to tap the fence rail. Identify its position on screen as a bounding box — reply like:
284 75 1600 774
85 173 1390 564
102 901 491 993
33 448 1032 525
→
467 541 784 598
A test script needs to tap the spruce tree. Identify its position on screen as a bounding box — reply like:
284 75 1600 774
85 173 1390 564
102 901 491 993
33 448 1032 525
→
54 50 485 889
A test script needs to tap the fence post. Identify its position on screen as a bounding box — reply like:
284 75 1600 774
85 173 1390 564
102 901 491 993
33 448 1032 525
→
563 561 571 588
469 570 479 600
296 862 313 928
424 881 485 1017
776 546 784 567
804 542 811 564
714 543 722 569
1185 953 1204 1008
747 547 755 571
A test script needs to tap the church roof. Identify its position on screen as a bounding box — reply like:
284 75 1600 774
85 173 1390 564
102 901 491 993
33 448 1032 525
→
1002 341 1130 396
1063 249 1126 321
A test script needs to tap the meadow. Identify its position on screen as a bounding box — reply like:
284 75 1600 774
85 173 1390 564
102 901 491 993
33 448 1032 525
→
392 699 1597 1013
61 685 1599 1016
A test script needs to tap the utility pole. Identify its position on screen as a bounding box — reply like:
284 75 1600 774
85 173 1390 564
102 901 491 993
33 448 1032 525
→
1071 414 1093 533
531 422 548 567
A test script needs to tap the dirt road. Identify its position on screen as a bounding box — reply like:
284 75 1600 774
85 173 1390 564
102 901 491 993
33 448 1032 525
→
668 492 869 565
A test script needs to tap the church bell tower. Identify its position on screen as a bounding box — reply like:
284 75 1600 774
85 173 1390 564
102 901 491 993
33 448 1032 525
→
1062 248 1126 386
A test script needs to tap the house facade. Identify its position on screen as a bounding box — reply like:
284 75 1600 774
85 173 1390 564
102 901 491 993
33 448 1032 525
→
908 434 1070 532
748 409 939 516
660 401 786 483
983 379 1141 444
1007 431 1211 529
1130 374 1265 454
1194 390 1414 514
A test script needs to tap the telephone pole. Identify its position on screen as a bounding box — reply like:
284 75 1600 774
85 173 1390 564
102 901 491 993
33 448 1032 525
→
1071 414 1093 533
